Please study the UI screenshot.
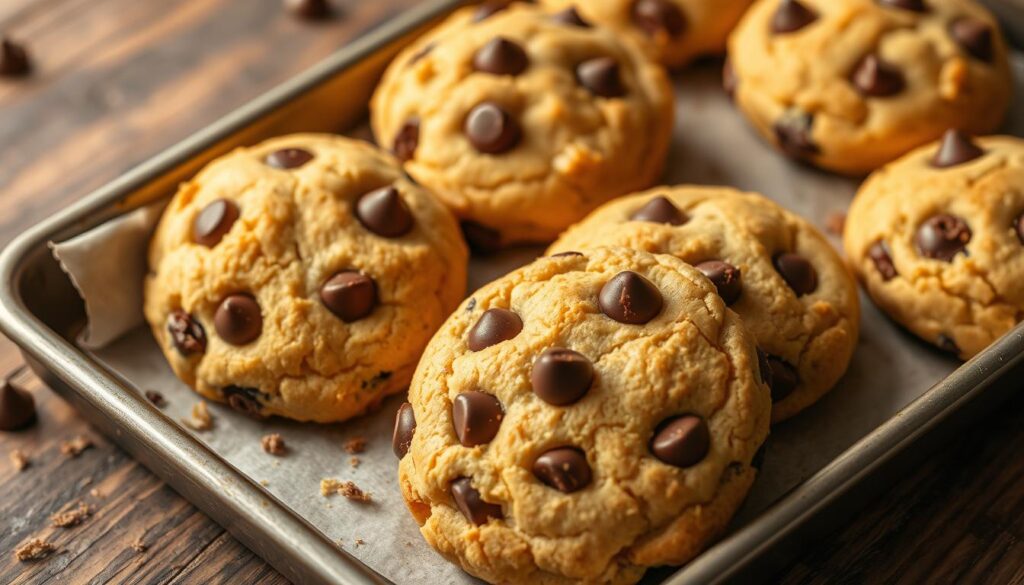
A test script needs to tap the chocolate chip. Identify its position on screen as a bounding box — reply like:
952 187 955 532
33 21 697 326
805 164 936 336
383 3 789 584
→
869 241 898 281
850 55 905 97
451 477 503 524
931 129 985 168
629 196 688 225
452 391 504 446
1015 214 1024 245
473 0 510 22
877 0 927 12
773 253 818 296
774 111 819 159
696 261 742 305
461 221 502 254
468 308 523 351
356 186 414 238
577 57 626 98
915 214 971 262
632 0 686 38
223 386 264 418
320 271 377 322
264 147 314 170
552 7 590 27
393 119 420 162
723 56 737 100
950 18 993 62
764 355 798 402
650 415 710 468
393 402 416 458
599 271 663 324
771 0 818 34
214 294 263 345
473 37 528 76
0 372 35 431
937 334 961 356
531 348 594 406
533 447 592 493
283 0 331 19
193 199 240 247
167 309 207 355
465 102 520 154
0 37 30 77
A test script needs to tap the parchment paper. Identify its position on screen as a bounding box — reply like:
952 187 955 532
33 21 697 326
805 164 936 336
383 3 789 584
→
54 55 1024 584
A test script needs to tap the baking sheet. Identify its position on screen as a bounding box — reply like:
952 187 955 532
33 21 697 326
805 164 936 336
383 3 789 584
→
80 55 1024 584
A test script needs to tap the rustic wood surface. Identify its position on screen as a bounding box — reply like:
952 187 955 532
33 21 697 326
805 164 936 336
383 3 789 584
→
1 1 1023 584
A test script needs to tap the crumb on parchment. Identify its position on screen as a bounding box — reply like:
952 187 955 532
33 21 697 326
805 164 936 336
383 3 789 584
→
51 502 93 528
10 449 29 471
343 437 366 454
261 433 286 455
15 538 56 562
320 479 372 502
349 456 360 468
60 436 94 458
131 539 148 553
182 401 213 431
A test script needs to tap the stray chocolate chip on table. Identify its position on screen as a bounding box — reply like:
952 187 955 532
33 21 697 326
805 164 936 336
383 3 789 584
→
0 367 35 431
0 37 31 77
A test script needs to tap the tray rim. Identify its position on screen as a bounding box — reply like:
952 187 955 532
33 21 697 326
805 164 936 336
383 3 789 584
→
1 1 1023 584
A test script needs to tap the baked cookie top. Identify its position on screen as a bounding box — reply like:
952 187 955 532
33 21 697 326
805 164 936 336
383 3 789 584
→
844 132 1024 359
727 0 1012 175
549 186 860 422
144 133 468 423
395 246 770 584
370 2 674 247
539 0 755 68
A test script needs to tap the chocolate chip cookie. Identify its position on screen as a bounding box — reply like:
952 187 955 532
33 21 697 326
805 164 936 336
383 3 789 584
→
371 2 674 247
549 186 860 422
539 0 755 68
395 246 770 584
845 131 1024 359
726 0 1012 175
144 134 468 423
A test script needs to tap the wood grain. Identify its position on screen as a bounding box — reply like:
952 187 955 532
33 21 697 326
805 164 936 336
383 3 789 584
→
1 1 1023 584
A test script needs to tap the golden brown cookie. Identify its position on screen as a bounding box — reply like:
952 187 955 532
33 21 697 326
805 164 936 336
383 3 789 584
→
844 131 1024 359
144 134 467 423
727 0 1012 175
549 186 860 422
394 246 770 584
371 3 674 247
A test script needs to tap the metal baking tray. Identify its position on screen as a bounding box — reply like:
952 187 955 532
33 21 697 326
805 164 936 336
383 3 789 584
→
1 1 1023 583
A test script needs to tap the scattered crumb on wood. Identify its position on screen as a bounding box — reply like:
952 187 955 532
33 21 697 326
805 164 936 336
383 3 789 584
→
60 436 94 458
320 479 372 502
15 538 56 562
182 401 213 431
51 502 94 528
144 390 166 408
261 433 286 455
349 456 360 468
89 488 103 499
343 437 367 454
131 539 148 553
10 449 29 471
825 211 847 236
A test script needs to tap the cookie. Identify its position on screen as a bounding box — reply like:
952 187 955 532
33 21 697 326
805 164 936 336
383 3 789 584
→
549 187 860 422
395 246 770 584
144 134 468 423
370 2 674 247
726 0 1012 175
538 0 755 68
844 131 1024 359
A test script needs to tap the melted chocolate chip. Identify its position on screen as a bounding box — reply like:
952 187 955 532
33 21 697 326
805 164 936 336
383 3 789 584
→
552 7 590 27
222 386 264 418
451 477 503 524
533 447 592 493
869 240 898 281
877 0 927 12
452 391 504 446
193 199 240 247
356 186 414 238
461 221 502 254
393 402 416 458
531 348 594 406
774 111 819 159
473 37 528 76
465 102 521 154
915 214 971 262
468 308 523 351
0 372 35 431
629 196 688 225
650 415 710 468
632 0 686 38
950 18 993 62
214 294 262 345
0 37 31 77
599 271 663 324
577 57 626 98
773 253 818 296
264 147 314 170
696 260 743 305
764 355 798 402
167 309 207 355
931 129 985 168
850 55 905 97
772 0 818 34
320 271 377 322
723 56 737 100
393 119 420 162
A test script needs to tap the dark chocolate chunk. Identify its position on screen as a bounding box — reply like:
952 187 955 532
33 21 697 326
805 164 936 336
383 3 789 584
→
772 0 818 34
696 260 742 305
577 57 626 98
320 271 377 322
223 386 264 418
531 348 594 406
552 7 590 27
915 214 971 262
465 102 521 154
393 119 420 162
356 186 414 238
931 129 985 168
773 253 818 296
533 447 592 493
850 55 905 97
650 415 710 468
0 37 31 77
764 355 798 402
473 37 528 76
393 402 416 458
451 477 503 524
0 370 35 431
599 271 663 324
452 391 504 446
461 220 502 254
468 308 523 351
877 0 927 12
950 18 993 62
193 199 240 247
632 0 686 38
264 147 314 170
774 111 819 159
629 196 688 225
283 0 331 20
869 240 898 281
214 294 262 345
167 309 207 355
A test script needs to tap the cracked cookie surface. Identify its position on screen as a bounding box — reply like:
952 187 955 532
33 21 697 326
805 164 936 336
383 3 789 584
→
370 3 674 246
844 133 1024 359
549 186 860 422
396 246 770 584
144 133 467 422
727 0 1012 175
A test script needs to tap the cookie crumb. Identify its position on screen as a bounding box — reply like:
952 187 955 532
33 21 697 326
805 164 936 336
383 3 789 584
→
144 390 166 408
825 211 846 236
259 479 270 487
89 488 103 499
320 479 372 502
131 539 148 553
349 456 360 468
51 502 94 528
354 538 366 547
60 436 94 458
261 433 286 455
182 401 213 431
10 449 29 471
15 538 56 561
343 437 366 454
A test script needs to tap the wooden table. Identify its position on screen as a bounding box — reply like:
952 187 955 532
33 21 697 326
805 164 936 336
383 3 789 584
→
1 1 1022 583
